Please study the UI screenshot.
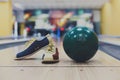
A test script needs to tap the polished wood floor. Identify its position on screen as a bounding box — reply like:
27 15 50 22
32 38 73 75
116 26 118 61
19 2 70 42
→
0 37 120 80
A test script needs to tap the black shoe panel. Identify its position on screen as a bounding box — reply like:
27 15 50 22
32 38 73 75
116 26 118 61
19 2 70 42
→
16 37 49 58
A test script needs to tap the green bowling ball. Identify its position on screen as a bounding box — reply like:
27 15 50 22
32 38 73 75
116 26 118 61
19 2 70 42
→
63 27 98 62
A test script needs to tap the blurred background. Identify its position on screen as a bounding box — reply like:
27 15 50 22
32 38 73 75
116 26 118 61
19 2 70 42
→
0 0 119 38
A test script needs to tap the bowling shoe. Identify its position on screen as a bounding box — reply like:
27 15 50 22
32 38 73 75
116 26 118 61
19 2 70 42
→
42 47 59 64
41 41 59 63
16 34 53 59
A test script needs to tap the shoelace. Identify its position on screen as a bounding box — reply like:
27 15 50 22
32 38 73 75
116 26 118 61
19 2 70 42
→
42 44 55 60
47 44 55 52
45 38 56 54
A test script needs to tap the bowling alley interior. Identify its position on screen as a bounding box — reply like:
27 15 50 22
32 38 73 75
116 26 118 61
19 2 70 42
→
1 0 120 80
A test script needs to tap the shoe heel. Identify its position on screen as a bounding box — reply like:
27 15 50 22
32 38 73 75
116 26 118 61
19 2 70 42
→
52 48 59 60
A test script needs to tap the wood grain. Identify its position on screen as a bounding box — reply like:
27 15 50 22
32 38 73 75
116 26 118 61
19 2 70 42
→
0 38 120 80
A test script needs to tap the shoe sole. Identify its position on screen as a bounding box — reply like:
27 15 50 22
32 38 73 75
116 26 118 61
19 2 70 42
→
15 45 48 60
42 59 59 64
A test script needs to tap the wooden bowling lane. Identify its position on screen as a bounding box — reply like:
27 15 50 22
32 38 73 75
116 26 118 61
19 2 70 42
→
0 38 120 80
0 41 120 67
0 67 120 80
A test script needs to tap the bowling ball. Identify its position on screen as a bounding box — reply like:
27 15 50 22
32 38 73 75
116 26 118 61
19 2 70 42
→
63 27 98 62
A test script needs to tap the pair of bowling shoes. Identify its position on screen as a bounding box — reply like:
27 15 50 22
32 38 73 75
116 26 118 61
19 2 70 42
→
16 34 59 64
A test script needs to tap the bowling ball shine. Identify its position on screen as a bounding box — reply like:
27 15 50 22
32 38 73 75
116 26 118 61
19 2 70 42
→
63 27 98 62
